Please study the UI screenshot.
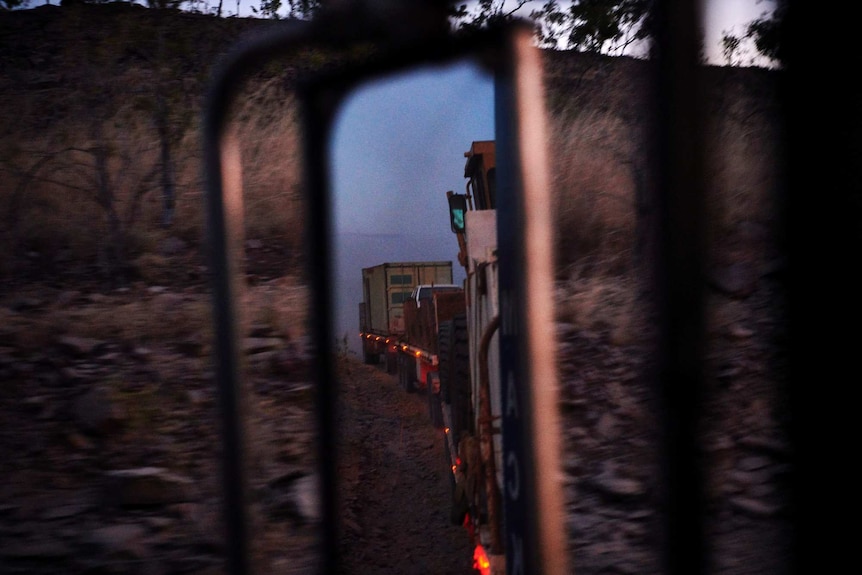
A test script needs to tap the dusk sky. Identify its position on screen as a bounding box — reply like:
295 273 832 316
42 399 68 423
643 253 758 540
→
329 59 493 352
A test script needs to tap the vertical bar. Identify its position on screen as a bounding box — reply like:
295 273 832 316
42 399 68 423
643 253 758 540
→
784 2 862 573
652 1 707 573
203 59 251 575
299 85 341 575
496 25 568 575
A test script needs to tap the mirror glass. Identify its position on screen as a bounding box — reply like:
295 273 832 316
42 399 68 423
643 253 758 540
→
331 60 493 356
328 59 495 572
225 54 497 573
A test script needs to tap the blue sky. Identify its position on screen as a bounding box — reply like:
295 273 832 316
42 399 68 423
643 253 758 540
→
329 60 493 351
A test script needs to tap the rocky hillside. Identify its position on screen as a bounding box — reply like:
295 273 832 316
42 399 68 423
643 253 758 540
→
1 5 792 574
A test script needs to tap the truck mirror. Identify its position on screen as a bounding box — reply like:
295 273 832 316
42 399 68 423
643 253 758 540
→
447 193 468 233
204 8 566 575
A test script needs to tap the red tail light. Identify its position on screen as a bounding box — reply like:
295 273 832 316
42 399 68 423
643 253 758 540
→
473 544 491 575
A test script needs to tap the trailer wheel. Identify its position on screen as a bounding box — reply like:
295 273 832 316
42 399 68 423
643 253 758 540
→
398 353 416 393
385 349 397 374
450 477 469 526
437 319 454 404
443 435 469 526
450 313 472 447
363 350 378 365
427 372 444 429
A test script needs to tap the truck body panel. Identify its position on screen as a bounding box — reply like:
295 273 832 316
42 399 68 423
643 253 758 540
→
361 136 563 573
359 261 455 366
463 209 503 498
403 290 465 354
362 261 453 337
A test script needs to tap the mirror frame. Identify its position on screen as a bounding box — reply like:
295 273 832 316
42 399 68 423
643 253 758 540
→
203 18 566 575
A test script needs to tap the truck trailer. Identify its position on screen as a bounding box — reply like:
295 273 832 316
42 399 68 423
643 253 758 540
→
358 261 456 371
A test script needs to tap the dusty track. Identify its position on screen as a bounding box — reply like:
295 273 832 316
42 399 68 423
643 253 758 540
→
335 359 474 574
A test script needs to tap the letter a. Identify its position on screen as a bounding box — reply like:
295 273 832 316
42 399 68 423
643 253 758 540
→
506 373 519 418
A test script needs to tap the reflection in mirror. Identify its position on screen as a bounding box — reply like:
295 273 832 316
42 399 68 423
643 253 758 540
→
221 54 501 574
329 60 496 573
220 69 319 573
331 61 492 357
215 24 567 574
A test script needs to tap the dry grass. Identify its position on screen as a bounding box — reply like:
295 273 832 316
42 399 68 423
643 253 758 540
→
6 140 299 280
702 95 783 263
243 276 310 343
547 66 782 341
0 292 212 351
215 75 305 247
1 64 304 282
0 275 309 367
549 108 638 275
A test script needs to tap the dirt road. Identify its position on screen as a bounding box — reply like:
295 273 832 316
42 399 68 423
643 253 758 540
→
335 358 474 574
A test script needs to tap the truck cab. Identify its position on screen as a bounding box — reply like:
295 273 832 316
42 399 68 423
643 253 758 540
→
439 141 506 570
410 283 462 308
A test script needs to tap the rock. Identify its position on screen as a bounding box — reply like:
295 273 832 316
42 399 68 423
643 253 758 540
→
727 324 755 339
132 346 153 360
595 412 618 439
729 495 781 518
87 523 148 556
343 516 362 535
104 467 194 507
567 512 601 535
738 434 790 456
86 293 109 304
56 290 81 307
72 386 126 434
248 322 275 337
0 538 72 559
738 455 771 472
556 322 577 338
243 337 282 355
0 329 15 346
728 467 772 488
269 348 312 380
66 430 95 450
8 297 43 311
57 335 105 356
709 262 758 298
588 464 648 500
175 337 206 356
159 236 188 256
762 256 787 277
42 502 92 520
153 292 185 313
291 473 320 523
187 389 207 406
